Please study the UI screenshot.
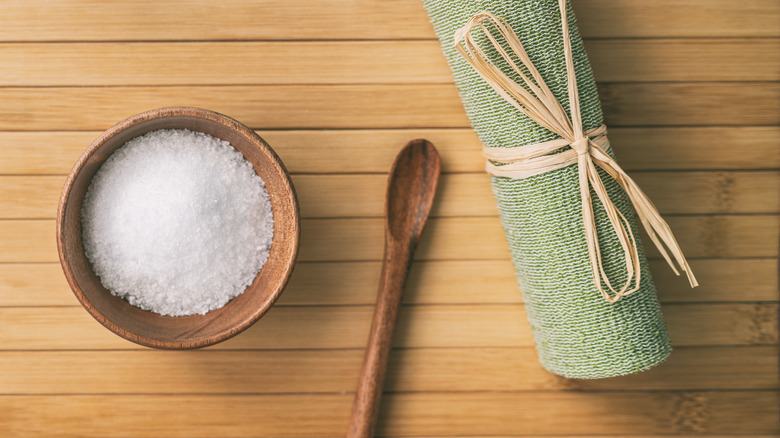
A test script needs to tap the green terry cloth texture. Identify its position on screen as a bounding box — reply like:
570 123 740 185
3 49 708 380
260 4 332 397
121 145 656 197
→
421 0 671 378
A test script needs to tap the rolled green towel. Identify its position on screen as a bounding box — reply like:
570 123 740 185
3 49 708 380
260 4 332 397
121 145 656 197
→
421 0 679 378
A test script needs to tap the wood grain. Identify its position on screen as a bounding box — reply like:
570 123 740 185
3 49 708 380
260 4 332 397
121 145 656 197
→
598 82 780 126
0 347 776 394
0 392 776 437
0 42 452 86
2 171 777 219
2 215 777 263
0 83 776 131
0 0 776 435
608 126 780 171
0 85 468 131
0 0 776 40
0 0 436 41
375 391 780 436
2 127 778 175
0 39 775 86
587 39 780 82
574 0 780 38
0 304 775 350
2 258 777 307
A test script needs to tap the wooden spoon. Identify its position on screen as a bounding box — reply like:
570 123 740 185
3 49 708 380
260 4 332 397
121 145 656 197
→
346 139 441 438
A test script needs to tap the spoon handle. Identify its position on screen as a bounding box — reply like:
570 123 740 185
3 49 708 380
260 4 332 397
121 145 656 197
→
346 240 413 438
346 140 439 438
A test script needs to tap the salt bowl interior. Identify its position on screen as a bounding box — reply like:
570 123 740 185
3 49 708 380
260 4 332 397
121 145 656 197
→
57 108 299 349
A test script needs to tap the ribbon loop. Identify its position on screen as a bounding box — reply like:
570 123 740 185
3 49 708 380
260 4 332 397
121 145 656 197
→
454 1 697 303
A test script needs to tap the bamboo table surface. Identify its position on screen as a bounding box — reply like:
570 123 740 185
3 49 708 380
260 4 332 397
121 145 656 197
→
0 0 778 436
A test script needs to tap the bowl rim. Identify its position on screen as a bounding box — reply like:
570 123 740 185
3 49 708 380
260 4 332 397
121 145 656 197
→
56 106 300 349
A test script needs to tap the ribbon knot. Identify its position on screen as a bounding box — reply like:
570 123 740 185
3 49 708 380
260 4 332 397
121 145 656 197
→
455 1 697 303
570 137 590 156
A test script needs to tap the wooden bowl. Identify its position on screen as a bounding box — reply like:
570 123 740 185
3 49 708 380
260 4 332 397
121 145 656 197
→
56 107 300 349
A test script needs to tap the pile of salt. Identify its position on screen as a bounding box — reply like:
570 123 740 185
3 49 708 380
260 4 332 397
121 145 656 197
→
81 129 274 316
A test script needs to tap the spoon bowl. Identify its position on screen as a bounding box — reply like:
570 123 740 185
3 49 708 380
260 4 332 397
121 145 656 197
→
386 140 441 242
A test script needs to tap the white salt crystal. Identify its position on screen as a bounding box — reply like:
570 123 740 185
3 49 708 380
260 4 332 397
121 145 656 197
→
81 129 274 316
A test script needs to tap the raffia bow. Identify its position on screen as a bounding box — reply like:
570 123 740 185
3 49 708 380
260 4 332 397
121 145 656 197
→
453 0 697 303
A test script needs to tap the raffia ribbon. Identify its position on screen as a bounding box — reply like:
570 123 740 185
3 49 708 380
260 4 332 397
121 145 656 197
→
453 0 698 303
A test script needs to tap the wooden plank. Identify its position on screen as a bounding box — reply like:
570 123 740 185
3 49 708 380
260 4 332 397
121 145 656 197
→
1 129 484 175
212 214 780 260
651 258 779 303
608 126 780 171
0 1 776 436
0 131 94 174
377 391 780 436
1 258 776 307
0 176 63 218
2 215 777 263
0 83 776 131
599 82 780 127
659 215 780 259
0 394 347 438
0 264 82 307
664 303 778 346
0 0 437 41
1 261 521 307
0 346 775 394
0 220 56 263
0 41 452 86
630 171 780 214
2 127 778 175
0 391 776 436
0 85 467 131
0 0 776 41
2 171 777 219
0 39 775 86
0 304 774 350
0 129 485 175
574 0 780 38
587 39 780 82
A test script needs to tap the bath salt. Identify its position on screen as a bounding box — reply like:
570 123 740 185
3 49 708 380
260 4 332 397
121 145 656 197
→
81 129 274 316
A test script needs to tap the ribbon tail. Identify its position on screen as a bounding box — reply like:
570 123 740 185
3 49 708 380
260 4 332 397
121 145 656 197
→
590 146 699 288
626 178 699 288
